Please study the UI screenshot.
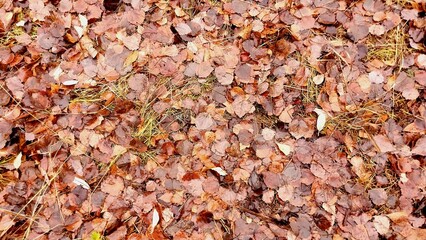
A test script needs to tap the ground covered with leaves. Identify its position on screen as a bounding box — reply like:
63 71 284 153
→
0 0 426 239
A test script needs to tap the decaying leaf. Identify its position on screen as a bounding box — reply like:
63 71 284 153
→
1 0 424 238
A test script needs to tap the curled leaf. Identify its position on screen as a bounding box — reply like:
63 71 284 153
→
73 177 90 190
211 167 227 176
313 108 327 132
150 209 160 233
62 80 78 86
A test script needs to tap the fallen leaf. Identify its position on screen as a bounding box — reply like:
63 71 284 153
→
289 118 315 139
101 176 124 196
373 135 396 153
63 80 79 86
262 190 275 204
235 64 253 83
412 136 426 156
255 145 272 158
79 14 88 29
107 226 127 240
313 108 327 132
279 105 294 123
373 216 390 235
313 213 332 231
416 54 426 68
369 188 388 206
13 152 22 169
112 145 127 156
369 25 385 36
150 208 160 234
261 128 275 141
386 211 408 222
313 75 325 85
0 215 14 232
50 66 63 80
215 66 234 85
232 96 255 118
347 24 369 42
277 185 294 202
5 77 24 100
211 167 227 176
276 142 292 156
175 22 192 35
124 51 139 67
368 70 384 84
402 88 419 100
196 61 214 78
73 176 90 190
195 113 215 130
230 0 249 14
350 156 366 178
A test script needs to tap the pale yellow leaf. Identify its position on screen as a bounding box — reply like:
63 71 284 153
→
74 26 84 38
79 14 88 29
314 108 327 132
276 142 292 156
13 152 22 169
124 51 139 68
211 167 227 176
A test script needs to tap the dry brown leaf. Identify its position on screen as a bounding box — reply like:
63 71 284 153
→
373 135 396 153
196 61 214 78
412 136 426 156
369 188 388 206
101 176 125 197
195 113 215 130
373 216 390 235
175 22 192 35
277 185 294 202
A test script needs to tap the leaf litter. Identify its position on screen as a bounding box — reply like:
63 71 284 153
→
0 0 425 239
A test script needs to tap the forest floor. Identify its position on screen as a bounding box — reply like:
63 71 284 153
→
0 0 426 239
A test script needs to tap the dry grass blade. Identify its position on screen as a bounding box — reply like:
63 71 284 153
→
325 90 413 138
133 107 162 147
133 74 215 146
353 154 400 197
366 24 412 71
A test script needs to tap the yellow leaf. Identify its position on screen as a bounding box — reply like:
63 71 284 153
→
124 51 139 68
